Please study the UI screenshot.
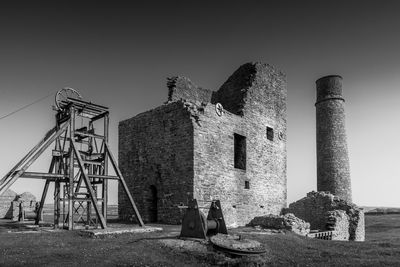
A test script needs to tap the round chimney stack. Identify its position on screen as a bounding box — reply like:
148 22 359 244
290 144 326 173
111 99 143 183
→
315 75 352 202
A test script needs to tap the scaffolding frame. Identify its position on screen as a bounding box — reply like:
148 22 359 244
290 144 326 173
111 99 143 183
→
0 97 144 229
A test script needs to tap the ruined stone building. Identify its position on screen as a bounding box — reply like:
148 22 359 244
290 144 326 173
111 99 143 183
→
0 189 37 221
119 62 287 226
0 189 17 219
285 75 365 241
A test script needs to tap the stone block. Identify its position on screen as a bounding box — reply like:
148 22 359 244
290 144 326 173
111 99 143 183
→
326 210 349 241
0 189 17 219
248 213 310 236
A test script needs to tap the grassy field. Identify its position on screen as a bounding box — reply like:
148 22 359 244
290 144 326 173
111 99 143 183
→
1 214 400 266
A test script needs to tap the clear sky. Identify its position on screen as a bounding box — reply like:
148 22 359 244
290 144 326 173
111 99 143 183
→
1 1 400 207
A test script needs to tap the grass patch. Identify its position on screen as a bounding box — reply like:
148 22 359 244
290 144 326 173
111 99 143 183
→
1 214 400 266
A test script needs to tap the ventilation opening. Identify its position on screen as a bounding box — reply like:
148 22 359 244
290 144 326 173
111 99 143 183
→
234 133 246 170
267 127 274 141
245 181 250 189
146 185 158 223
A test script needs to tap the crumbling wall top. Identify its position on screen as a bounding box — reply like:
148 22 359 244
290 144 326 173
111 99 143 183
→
212 62 286 116
167 76 213 104
166 62 286 118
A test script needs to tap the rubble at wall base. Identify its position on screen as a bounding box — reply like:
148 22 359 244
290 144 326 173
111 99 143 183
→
247 213 310 236
283 191 365 241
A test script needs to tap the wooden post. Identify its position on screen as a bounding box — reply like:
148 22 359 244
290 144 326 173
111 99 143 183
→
104 142 144 226
0 127 56 185
35 158 55 225
0 122 69 196
19 202 25 222
102 114 109 224
36 180 50 224
54 178 60 228
87 199 91 226
68 108 75 230
71 140 107 228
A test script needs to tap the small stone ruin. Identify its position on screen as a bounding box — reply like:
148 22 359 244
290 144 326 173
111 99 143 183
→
283 191 365 241
247 213 310 236
12 192 38 221
0 189 17 219
0 190 38 221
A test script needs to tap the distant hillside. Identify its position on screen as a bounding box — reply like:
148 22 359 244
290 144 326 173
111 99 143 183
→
362 206 400 215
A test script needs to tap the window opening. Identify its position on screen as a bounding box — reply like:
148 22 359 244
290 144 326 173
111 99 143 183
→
267 127 274 141
234 133 246 170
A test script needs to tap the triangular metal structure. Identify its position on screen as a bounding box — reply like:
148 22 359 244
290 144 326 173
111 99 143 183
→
0 89 144 229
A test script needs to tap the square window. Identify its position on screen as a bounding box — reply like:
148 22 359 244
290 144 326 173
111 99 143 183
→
267 127 274 141
234 133 246 170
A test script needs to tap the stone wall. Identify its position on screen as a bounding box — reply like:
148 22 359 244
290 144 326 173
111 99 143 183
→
326 210 350 241
283 191 365 241
119 101 195 224
0 189 17 219
212 63 256 116
119 62 287 226
192 63 286 227
352 210 365 241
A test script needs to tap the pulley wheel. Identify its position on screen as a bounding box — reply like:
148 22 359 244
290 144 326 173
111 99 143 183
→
55 87 82 110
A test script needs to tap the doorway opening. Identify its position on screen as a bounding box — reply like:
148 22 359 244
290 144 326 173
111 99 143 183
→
147 185 158 222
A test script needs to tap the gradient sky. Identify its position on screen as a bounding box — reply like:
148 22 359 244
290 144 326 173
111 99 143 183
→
1 1 400 206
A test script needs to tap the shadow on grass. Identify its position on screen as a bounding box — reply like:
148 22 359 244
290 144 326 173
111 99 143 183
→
127 235 181 243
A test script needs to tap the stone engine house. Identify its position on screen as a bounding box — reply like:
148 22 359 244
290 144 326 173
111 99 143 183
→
118 62 287 226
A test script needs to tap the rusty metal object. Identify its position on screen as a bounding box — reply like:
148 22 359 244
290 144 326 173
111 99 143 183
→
55 87 82 110
307 230 336 240
180 199 227 239
17 201 38 221
210 234 267 256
